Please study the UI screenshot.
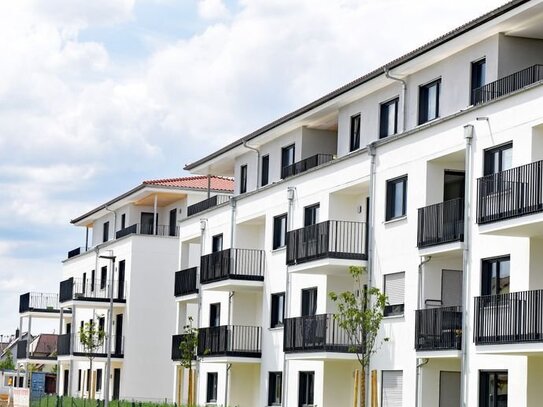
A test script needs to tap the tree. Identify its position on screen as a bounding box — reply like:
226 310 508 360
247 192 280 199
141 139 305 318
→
329 266 388 407
179 317 198 406
0 349 15 371
79 320 105 399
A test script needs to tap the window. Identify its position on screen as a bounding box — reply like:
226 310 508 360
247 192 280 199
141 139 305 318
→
298 371 314 407
484 143 513 176
481 256 510 296
96 369 102 392
418 79 441 124
210 303 221 327
169 208 177 237
382 370 403 407
271 293 285 328
206 372 218 403
281 144 295 178
268 372 282 406
86 369 91 392
479 371 507 407
78 370 82 391
98 317 105 332
100 266 107 290
120 214 126 230
384 272 405 317
240 164 248 194
90 270 95 292
304 204 320 227
262 155 270 187
103 221 109 243
82 272 87 294
212 234 223 253
380 98 399 138
350 114 361 151
301 287 317 317
386 176 407 221
471 58 486 104
273 214 287 250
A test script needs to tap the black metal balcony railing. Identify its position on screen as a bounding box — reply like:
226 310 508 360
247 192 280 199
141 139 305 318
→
284 314 359 353
16 339 57 360
474 290 543 345
200 248 265 285
286 220 367 266
415 306 463 351
19 292 60 313
115 223 179 239
281 154 334 179
187 195 230 217
197 325 261 358
477 160 543 224
57 333 124 357
67 247 86 259
174 267 199 297
417 198 464 248
171 334 196 361
472 64 543 105
59 277 126 303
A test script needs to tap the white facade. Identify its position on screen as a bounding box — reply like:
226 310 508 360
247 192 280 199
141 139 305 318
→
173 2 543 406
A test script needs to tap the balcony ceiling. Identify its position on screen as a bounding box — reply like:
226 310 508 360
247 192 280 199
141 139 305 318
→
133 191 187 207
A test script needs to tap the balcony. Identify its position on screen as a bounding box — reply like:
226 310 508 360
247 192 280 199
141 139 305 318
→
197 325 261 358
286 220 367 266
19 292 60 314
171 334 195 361
281 154 334 179
59 277 126 304
57 333 124 358
475 290 543 346
415 306 462 352
115 223 179 239
16 337 58 361
284 314 358 354
174 267 199 297
417 198 464 248
472 64 543 105
67 247 88 259
187 195 230 217
200 248 265 286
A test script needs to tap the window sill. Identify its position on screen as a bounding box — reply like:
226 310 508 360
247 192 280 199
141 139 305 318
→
272 246 286 253
383 314 405 320
383 216 407 225
269 326 284 331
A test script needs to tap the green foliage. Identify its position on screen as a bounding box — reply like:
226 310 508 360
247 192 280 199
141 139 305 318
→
0 348 15 370
79 320 106 359
179 317 198 369
329 265 389 369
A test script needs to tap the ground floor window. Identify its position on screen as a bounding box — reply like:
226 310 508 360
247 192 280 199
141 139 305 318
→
382 370 403 407
206 372 218 403
298 371 314 407
268 372 282 406
480 371 507 407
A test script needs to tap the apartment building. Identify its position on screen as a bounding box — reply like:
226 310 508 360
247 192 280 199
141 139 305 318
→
52 176 233 401
172 1 543 406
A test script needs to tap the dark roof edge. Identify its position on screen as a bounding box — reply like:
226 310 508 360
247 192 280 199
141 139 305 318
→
184 0 530 171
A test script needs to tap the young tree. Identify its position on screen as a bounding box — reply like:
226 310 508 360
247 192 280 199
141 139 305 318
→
79 320 105 399
329 266 388 407
0 349 15 370
179 317 198 406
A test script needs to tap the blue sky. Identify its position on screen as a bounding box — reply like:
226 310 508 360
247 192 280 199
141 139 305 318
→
0 0 507 334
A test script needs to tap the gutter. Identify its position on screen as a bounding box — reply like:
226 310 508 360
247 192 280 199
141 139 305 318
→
384 68 407 132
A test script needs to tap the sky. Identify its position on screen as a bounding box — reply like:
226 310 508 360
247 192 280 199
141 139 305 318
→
0 0 508 335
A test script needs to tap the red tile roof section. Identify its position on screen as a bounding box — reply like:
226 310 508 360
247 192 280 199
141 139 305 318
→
143 175 234 192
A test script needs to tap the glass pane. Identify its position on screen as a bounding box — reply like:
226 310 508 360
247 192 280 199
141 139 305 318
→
394 181 404 217
496 373 508 407
501 148 512 171
490 262 498 296
480 61 486 86
427 84 437 120
499 260 510 295
387 102 396 136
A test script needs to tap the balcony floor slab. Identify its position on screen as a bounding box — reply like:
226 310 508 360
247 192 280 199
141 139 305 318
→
59 299 126 309
201 279 264 292
199 356 261 364
415 350 461 359
288 258 367 274
418 241 463 258
175 293 199 303
478 212 543 237
476 342 543 355
285 352 359 361
19 310 67 319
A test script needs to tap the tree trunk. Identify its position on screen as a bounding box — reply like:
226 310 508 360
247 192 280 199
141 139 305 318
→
361 366 366 407
89 359 93 400
188 368 193 406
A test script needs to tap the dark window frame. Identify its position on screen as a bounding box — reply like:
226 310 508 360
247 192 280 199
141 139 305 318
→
209 303 221 328
78 369 82 391
240 164 248 194
418 78 441 125
301 287 318 317
273 214 288 250
481 256 510 296
270 292 285 328
298 371 315 406
379 97 399 139
261 155 270 187
479 370 508 407
103 221 109 243
206 372 218 403
120 214 126 230
100 266 107 290
281 144 296 178
90 270 95 292
350 113 361 152
483 142 513 176
96 369 102 392
212 234 223 253
471 58 486 104
268 371 283 406
303 204 320 227
385 175 408 221
384 271 405 317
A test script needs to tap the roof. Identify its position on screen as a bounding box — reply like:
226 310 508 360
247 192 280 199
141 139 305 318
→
31 334 57 355
184 0 530 171
143 175 234 192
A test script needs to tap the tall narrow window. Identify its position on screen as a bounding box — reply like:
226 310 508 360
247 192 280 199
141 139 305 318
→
210 303 221 327
418 79 441 124
120 214 126 230
301 287 317 316
98 317 105 332
77 370 82 391
271 292 285 328
481 256 510 296
273 214 287 250
386 176 407 221
103 221 109 243
100 266 107 290
206 372 218 403
380 98 399 138
304 204 320 227
471 58 486 104
384 272 405 317
268 372 283 406
479 371 507 407
212 234 223 253
240 164 248 194
96 369 102 392
281 144 295 179
298 371 314 407
169 208 177 237
90 270 95 292
484 143 513 176
382 370 403 407
350 114 361 152
261 155 270 187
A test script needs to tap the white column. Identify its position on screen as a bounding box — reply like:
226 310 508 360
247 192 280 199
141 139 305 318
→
153 194 158 235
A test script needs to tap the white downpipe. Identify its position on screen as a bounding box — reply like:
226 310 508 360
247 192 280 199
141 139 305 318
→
415 256 431 407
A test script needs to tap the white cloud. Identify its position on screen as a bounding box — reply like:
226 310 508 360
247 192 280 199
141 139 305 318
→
197 0 230 20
